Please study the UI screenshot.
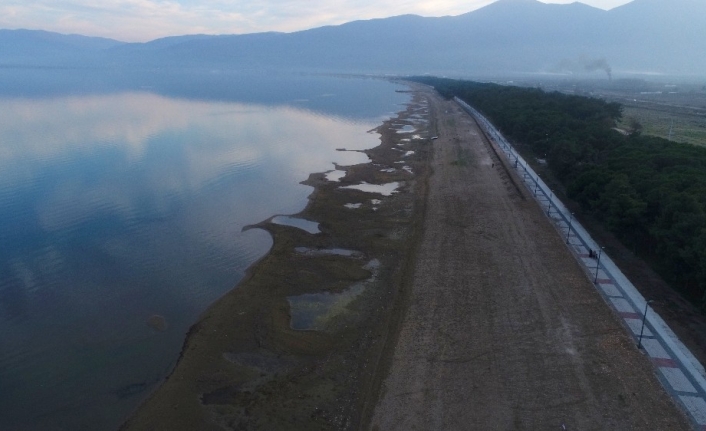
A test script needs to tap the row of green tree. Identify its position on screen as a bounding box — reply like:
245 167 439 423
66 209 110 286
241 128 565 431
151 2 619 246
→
412 77 706 307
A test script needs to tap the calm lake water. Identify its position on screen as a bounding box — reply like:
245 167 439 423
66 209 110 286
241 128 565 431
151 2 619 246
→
0 69 409 431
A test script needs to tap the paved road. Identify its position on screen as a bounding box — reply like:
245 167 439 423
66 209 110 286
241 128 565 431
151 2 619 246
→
369 89 691 430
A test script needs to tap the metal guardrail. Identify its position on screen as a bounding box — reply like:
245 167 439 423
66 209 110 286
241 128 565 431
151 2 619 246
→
456 96 706 430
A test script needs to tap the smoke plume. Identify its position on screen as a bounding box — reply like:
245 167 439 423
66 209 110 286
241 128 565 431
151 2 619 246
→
552 56 613 80
584 58 612 80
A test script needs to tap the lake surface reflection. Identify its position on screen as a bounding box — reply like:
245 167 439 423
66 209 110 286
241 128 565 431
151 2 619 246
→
0 70 408 431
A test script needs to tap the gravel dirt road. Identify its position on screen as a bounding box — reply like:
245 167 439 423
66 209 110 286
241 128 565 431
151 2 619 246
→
369 88 692 430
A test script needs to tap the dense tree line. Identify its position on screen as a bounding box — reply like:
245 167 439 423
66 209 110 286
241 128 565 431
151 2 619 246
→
412 77 706 307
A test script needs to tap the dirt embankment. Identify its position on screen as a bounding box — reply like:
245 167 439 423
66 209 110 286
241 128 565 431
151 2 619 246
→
369 89 692 430
120 89 433 431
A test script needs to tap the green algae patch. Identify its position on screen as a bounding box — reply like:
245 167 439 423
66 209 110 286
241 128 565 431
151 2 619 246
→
120 87 434 431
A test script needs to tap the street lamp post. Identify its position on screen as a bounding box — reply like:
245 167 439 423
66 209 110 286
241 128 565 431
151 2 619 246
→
547 189 554 215
638 300 654 349
566 212 574 244
593 247 604 283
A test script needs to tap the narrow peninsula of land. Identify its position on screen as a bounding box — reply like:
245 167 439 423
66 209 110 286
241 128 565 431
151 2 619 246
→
121 86 433 430
122 85 691 430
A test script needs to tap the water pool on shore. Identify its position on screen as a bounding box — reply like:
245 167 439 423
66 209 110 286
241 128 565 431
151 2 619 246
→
288 259 380 331
294 247 363 257
0 70 409 431
271 216 321 234
341 181 401 196
325 170 347 182
395 125 416 134
288 284 366 331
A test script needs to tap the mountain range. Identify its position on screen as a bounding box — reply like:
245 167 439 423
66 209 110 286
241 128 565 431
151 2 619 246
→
1 0 705 78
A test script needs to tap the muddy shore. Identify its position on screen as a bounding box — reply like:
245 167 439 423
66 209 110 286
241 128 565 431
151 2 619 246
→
121 85 433 431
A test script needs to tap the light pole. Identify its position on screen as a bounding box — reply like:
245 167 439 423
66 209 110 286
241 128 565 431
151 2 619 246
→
593 247 604 283
534 176 540 196
566 212 574 244
638 300 654 349
547 189 554 215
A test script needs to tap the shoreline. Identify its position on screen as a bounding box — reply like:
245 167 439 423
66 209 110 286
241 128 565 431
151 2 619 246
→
120 84 434 430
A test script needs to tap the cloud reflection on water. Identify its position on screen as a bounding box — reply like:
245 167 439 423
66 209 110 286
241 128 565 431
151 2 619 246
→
0 86 406 430
0 93 381 231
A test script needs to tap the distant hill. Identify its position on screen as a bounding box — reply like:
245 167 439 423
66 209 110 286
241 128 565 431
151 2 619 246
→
1 0 704 77
0 29 124 65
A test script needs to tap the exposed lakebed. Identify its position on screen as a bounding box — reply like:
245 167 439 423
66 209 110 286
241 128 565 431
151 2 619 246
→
122 86 434 430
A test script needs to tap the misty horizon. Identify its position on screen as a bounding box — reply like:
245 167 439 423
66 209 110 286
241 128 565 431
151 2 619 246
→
1 0 704 80
0 0 637 43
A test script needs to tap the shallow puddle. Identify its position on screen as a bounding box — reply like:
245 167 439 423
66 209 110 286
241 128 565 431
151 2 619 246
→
294 247 362 257
271 216 321 234
395 125 416 134
334 150 371 166
325 170 346 182
344 203 362 209
288 260 379 331
341 181 400 196
288 285 365 331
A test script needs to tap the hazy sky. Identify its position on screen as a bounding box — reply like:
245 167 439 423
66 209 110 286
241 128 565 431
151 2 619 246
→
0 0 635 43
